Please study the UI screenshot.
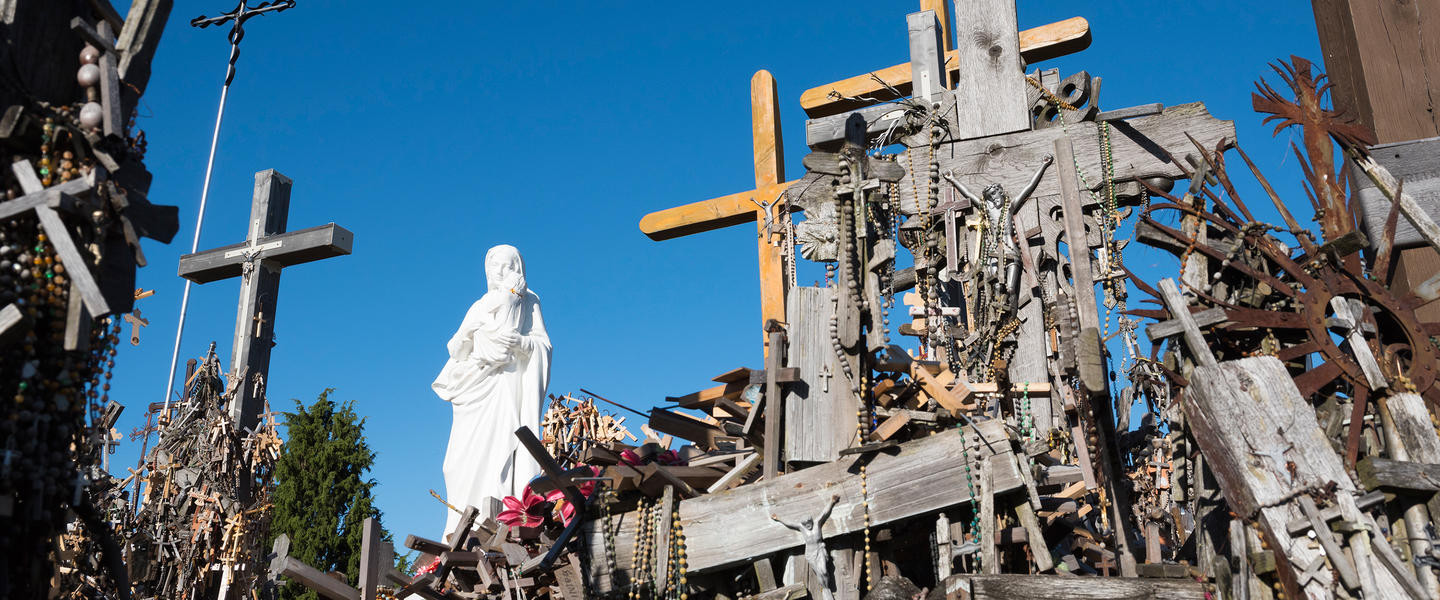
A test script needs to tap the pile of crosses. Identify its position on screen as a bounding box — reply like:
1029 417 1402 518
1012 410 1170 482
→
0 1 176 597
308 2 1440 600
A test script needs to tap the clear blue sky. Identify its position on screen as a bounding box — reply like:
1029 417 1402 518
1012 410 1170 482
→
108 1 1323 542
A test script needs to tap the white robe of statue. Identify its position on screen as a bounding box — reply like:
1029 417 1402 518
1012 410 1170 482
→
433 245 551 538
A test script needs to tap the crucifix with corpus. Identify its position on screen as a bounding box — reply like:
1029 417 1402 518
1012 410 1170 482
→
177 169 352 433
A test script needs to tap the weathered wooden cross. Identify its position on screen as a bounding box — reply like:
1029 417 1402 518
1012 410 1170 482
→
178 170 352 432
638 70 794 356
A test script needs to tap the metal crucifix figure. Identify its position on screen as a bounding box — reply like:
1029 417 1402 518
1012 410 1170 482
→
160 0 298 416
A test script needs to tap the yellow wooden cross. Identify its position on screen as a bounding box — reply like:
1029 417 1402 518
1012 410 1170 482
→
638 70 795 355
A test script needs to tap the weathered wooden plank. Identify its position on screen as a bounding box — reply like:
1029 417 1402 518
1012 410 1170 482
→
115 0 173 119
950 0 1028 138
669 382 746 409
1356 457 1440 492
96 20 122 138
176 223 354 284
895 103 1234 213
907 10 947 103
1145 307 1226 342
764 328 784 478
274 556 359 600
583 419 1021 591
358 518 383 600
37 205 109 317
1185 357 1410 599
1157 279 1217 368
784 287 853 464
798 17 1091 118
938 574 1208 599
1351 149 1440 257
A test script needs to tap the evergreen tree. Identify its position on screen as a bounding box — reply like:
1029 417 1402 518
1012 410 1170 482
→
269 389 388 599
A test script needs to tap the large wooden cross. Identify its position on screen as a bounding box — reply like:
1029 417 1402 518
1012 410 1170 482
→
638 70 794 356
178 170 352 431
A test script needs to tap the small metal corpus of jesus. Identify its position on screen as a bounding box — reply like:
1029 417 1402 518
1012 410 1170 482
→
945 154 1054 302
771 494 841 600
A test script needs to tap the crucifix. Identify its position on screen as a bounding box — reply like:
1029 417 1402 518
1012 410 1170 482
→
177 169 352 432
638 70 794 357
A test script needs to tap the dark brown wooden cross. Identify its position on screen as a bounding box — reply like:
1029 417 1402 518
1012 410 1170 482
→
178 169 352 432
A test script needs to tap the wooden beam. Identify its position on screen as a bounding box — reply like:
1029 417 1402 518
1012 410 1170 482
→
950 0 1029 138
583 419 1021 591
638 180 796 241
799 17 1090 118
752 70 788 347
939 574 1208 599
115 0 174 119
0 303 32 348
1356 456 1440 491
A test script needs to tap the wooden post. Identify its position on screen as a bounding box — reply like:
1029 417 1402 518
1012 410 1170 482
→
177 170 354 432
950 0 1029 138
907 11 948 104
764 329 785 479
1312 0 1440 320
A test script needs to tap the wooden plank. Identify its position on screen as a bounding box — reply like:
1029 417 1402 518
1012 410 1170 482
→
706 451 760 493
654 486 675 585
1185 357 1409 598
907 10 948 103
176 223 354 283
115 0 173 119
63 279 90 351
649 408 723 449
784 287 853 463
669 382 746 409
893 103 1233 211
37 205 109 317
1350 137 1440 249
1356 457 1440 491
867 410 910 442
753 70 788 348
1311 0 1440 144
950 0 1029 138
947 574 1208 599
1157 279 1217 368
359 518 383 600
1352 149 1440 258
764 329 784 478
980 456 998 574
1145 307 1227 342
583 419 1020 590
96 20 122 138
919 0 953 51
274 556 359 600
798 17 1090 118
638 179 796 240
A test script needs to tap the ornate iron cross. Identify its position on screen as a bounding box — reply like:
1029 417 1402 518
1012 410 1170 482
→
191 0 297 85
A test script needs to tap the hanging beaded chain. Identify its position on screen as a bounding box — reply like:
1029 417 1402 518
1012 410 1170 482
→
600 488 621 584
629 499 655 600
666 506 689 600
957 424 983 572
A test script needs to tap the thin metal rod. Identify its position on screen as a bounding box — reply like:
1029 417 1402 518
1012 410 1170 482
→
162 81 231 414
578 388 651 419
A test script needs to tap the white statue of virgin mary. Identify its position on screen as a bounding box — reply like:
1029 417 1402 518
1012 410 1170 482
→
432 244 552 538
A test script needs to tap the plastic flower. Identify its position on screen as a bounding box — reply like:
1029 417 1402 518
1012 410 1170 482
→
415 556 440 576
496 486 547 527
547 467 601 526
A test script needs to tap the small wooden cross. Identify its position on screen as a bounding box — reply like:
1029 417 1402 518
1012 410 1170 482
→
638 70 793 356
818 364 833 393
178 170 353 433
123 309 149 345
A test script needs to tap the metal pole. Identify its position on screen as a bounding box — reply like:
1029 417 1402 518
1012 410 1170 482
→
161 80 231 414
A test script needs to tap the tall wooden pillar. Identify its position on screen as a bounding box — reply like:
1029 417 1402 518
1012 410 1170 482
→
1312 0 1440 319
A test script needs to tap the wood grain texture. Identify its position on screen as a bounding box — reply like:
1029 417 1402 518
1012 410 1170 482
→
940 574 1208 599
753 70 788 350
583 419 1020 590
896 103 1234 214
1184 357 1409 599
176 223 354 283
907 10 947 103
1351 136 1440 249
784 287 854 464
1311 0 1440 144
798 17 1090 118
950 0 1029 138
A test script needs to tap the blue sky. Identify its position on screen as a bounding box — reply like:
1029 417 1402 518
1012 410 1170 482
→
108 1 1323 542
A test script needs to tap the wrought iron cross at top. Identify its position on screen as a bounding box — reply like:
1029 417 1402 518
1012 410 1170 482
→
191 1 296 85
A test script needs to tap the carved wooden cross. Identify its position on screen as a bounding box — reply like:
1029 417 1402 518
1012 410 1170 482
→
638 70 794 356
178 170 352 432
